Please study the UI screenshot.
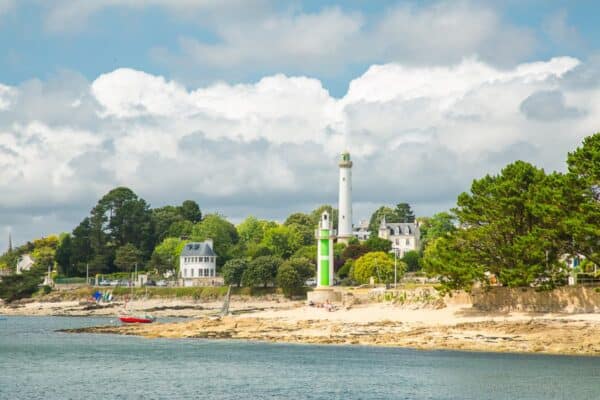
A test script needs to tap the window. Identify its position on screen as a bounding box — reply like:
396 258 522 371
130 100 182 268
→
406 239 410 245
204 269 209 277
204 256 209 262
191 268 194 277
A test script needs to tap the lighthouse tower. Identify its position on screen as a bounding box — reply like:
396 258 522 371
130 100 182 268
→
316 211 335 287
337 151 353 244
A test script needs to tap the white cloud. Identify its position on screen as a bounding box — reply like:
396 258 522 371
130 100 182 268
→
152 1 538 83
1 56 599 249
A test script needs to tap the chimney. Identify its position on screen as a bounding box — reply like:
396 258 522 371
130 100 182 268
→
205 238 214 249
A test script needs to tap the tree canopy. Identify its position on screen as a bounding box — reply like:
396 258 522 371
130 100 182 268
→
352 252 399 284
424 160 571 291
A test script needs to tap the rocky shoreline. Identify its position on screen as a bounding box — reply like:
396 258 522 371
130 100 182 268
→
6 292 600 356
55 303 600 356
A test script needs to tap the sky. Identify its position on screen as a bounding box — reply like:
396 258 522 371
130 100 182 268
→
1 0 599 249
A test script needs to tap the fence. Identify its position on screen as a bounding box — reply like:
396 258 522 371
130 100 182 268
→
575 274 600 286
53 277 92 285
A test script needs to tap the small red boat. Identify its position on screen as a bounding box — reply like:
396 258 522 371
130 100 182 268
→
119 315 155 324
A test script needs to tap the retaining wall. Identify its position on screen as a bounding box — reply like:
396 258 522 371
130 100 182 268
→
472 286 600 313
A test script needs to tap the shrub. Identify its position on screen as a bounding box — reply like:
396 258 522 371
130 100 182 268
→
241 256 282 287
222 258 249 287
0 266 46 302
353 252 404 284
276 263 304 297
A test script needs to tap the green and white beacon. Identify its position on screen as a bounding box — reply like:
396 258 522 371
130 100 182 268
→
316 210 335 287
307 210 341 303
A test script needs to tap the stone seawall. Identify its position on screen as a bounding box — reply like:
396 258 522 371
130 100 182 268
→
472 286 600 313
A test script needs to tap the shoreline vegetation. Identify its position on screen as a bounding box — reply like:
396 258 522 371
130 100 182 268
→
4 286 600 356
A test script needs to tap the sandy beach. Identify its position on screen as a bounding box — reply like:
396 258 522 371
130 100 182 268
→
5 290 600 356
62 302 600 356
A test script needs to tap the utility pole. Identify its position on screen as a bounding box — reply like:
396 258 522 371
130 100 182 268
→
394 249 398 289
86 263 89 285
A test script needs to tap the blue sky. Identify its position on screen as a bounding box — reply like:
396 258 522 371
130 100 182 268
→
0 0 599 248
1 0 598 96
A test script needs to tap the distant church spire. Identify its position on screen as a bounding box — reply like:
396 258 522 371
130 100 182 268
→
8 232 12 253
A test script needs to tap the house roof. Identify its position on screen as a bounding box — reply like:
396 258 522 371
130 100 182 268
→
180 242 216 257
381 222 419 236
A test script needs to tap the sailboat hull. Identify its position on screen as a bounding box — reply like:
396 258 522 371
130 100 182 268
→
119 316 154 323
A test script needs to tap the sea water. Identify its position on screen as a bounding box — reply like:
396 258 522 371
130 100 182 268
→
1 316 599 399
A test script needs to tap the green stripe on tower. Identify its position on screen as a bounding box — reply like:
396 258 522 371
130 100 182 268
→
319 236 330 286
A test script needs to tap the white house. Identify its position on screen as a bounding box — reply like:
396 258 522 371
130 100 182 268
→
179 240 217 287
16 254 35 274
378 217 421 258
352 220 371 241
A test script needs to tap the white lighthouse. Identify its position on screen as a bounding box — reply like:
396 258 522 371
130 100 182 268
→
337 151 353 244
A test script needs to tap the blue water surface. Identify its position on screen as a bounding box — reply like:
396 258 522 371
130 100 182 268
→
1 316 599 399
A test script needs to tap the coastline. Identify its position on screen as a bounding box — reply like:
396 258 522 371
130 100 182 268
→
5 295 600 356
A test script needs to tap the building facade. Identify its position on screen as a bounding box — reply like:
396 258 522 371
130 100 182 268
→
378 218 420 258
179 240 217 287
16 254 34 274
352 219 371 241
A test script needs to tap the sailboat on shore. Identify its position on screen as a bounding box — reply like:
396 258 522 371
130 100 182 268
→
118 277 156 324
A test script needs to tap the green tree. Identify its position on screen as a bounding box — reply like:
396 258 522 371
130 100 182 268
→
276 257 314 297
284 213 313 227
149 237 183 274
31 236 59 272
283 257 314 281
341 243 369 263
287 223 314 246
237 216 276 245
114 243 142 272
292 245 317 264
276 263 303 297
260 225 302 259
84 187 154 273
70 217 93 273
402 250 421 272
222 258 249 287
337 259 354 279
418 212 456 251
245 243 274 258
353 251 398 284
368 206 400 233
424 161 570 292
284 213 315 246
192 214 239 265
394 202 415 223
152 206 184 242
453 161 567 288
364 236 392 253
241 256 282 287
565 133 600 266
55 234 74 276
422 234 484 293
32 246 55 271
179 200 202 223
166 220 194 238
0 264 47 302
